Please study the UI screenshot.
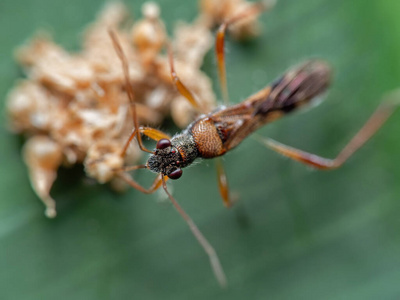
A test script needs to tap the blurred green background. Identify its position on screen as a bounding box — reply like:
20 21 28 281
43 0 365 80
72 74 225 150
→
1 0 400 299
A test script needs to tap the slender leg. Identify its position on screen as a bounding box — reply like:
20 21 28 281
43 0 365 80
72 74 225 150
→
109 30 153 154
161 176 227 288
167 44 207 113
255 93 400 169
140 127 171 141
117 172 165 194
215 2 269 105
114 164 147 173
215 158 232 207
120 126 171 157
215 23 229 105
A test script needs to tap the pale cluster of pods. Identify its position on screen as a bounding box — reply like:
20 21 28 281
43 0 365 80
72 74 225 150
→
6 0 264 217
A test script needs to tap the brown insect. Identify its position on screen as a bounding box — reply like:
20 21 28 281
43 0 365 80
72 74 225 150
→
108 3 399 287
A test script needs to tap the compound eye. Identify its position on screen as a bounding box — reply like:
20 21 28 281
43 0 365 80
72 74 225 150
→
156 138 171 150
168 168 182 180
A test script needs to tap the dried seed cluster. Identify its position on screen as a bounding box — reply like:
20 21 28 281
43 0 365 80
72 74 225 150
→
200 0 274 40
6 0 265 217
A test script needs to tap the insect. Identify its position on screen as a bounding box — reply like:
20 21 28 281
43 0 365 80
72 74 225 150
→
107 3 399 287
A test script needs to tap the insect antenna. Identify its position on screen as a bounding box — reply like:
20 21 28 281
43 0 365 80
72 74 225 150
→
108 30 153 154
161 176 227 287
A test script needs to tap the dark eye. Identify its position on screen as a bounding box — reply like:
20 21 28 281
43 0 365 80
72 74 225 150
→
168 168 182 180
156 138 171 150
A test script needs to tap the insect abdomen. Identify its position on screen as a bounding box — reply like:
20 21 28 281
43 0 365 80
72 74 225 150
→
255 60 331 116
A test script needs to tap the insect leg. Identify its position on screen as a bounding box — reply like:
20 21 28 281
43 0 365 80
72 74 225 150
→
161 176 227 287
216 158 232 207
215 22 228 105
215 2 270 105
256 91 400 169
167 44 206 113
117 172 165 194
120 127 171 157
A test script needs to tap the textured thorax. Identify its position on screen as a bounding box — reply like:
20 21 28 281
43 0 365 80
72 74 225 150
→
190 118 225 158
171 132 198 168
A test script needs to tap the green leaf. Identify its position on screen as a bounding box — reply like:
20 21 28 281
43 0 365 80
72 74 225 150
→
1 0 400 299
